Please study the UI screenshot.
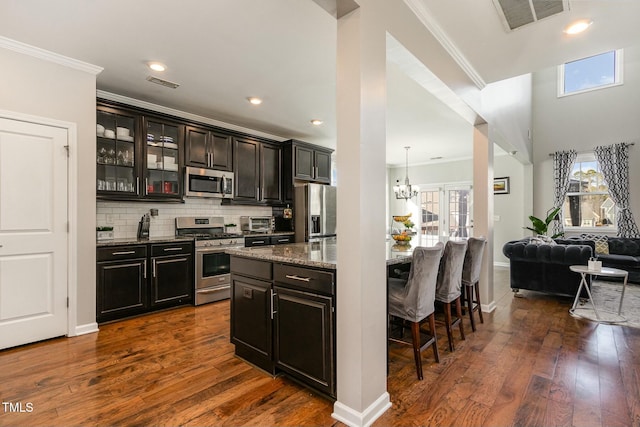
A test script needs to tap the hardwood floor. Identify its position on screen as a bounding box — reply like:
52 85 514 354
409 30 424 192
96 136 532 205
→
1 267 639 427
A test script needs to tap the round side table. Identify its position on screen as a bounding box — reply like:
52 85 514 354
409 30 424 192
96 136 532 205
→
569 265 628 323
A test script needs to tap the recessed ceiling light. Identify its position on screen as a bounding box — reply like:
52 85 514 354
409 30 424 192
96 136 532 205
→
148 62 166 72
310 119 323 126
247 97 263 105
563 19 593 35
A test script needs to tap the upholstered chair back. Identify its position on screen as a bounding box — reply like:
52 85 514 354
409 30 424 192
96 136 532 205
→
435 240 468 303
397 243 444 322
462 237 487 286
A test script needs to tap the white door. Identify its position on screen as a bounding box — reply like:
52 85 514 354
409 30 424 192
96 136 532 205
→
0 117 68 350
419 184 473 242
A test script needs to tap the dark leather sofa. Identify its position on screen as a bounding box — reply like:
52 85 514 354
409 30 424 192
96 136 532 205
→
502 238 594 297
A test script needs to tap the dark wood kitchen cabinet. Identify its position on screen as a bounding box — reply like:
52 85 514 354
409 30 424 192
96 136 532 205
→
96 245 148 323
274 286 334 397
230 256 275 374
185 125 233 171
97 241 194 323
150 242 193 308
97 100 184 202
232 138 282 204
282 140 333 203
230 255 336 398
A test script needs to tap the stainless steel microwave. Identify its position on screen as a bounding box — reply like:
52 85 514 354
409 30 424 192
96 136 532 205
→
184 167 234 198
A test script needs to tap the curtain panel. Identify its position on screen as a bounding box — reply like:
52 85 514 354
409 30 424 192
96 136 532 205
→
552 150 577 236
594 143 639 238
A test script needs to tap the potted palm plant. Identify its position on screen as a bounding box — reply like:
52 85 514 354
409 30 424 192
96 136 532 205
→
525 207 564 238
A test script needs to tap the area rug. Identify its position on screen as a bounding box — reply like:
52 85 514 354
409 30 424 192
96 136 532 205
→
573 280 640 328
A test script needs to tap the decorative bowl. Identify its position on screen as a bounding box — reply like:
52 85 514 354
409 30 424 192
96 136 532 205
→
393 214 412 223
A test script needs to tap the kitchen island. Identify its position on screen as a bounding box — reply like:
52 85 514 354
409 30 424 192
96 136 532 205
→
226 239 413 400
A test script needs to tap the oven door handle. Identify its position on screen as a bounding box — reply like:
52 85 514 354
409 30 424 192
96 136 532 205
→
199 285 230 294
196 247 234 253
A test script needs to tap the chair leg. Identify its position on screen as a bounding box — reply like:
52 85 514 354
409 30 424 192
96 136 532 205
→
466 284 476 332
410 321 423 380
428 313 440 363
455 296 465 341
475 281 484 324
443 302 454 352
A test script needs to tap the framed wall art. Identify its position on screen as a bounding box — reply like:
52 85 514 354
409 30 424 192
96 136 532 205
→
494 177 510 195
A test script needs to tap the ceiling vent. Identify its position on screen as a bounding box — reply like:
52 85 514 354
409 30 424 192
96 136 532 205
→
493 0 569 31
146 75 180 89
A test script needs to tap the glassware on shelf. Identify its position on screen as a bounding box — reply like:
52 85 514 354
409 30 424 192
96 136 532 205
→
97 147 107 164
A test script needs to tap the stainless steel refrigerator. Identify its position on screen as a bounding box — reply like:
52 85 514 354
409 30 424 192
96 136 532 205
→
294 184 337 242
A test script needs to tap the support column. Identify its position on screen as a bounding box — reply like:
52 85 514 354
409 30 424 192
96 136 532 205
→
473 123 495 311
332 3 391 427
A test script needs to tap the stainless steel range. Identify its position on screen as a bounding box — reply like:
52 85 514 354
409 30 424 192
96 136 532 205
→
175 216 244 305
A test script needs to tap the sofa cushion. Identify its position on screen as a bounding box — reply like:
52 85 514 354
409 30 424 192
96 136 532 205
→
608 238 640 256
580 233 609 254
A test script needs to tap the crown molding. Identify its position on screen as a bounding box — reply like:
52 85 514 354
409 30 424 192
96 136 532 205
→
402 0 486 90
97 90 287 142
0 36 103 75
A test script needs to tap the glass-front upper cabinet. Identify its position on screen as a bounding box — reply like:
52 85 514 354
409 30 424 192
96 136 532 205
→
97 107 138 196
144 118 182 198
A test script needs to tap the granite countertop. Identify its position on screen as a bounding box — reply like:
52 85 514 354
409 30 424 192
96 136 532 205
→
227 240 337 270
97 236 194 248
227 238 416 269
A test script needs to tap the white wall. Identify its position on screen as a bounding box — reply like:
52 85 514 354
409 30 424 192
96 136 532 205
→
532 45 640 224
387 149 527 265
0 46 97 327
493 153 530 264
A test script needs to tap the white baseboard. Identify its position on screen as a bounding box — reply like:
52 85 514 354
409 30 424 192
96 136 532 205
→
73 322 99 336
481 300 497 313
332 392 391 427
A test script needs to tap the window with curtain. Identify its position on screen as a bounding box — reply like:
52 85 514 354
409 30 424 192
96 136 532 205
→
563 154 617 229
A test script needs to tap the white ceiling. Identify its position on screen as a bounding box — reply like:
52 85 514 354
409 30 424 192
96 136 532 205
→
1 0 638 166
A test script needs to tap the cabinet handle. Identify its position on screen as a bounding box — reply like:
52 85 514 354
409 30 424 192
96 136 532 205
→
285 274 311 282
209 152 213 167
143 259 147 279
112 251 135 255
277 239 289 243
252 241 266 245
271 289 277 319
256 187 260 200
152 259 156 277
145 178 149 196
163 247 183 252
136 177 139 194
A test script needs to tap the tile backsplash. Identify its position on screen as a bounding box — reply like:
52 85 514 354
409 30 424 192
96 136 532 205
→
97 198 273 239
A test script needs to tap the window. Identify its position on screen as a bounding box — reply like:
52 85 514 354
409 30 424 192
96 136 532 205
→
563 155 616 229
558 49 623 97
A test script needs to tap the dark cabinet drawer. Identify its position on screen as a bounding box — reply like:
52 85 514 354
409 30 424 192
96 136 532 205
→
231 256 272 280
245 236 271 247
274 264 334 296
270 235 293 245
97 245 147 262
150 242 193 257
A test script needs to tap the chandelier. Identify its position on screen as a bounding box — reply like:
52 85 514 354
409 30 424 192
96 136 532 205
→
393 146 419 200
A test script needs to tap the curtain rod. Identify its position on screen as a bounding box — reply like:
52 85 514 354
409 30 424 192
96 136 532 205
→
548 142 635 157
